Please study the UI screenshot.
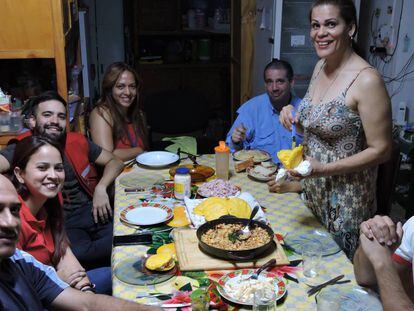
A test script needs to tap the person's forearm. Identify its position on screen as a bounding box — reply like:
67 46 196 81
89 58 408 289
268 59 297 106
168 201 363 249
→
113 147 145 162
54 287 162 311
374 259 414 311
97 157 124 189
321 145 391 177
353 247 378 287
86 294 161 311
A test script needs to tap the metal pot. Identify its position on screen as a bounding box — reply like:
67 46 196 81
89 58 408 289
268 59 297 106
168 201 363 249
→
196 217 275 261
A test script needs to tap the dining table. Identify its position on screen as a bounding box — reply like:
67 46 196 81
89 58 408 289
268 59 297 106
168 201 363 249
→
111 154 358 310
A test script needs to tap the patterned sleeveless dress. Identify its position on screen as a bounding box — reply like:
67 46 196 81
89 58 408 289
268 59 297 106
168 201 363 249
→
298 64 377 259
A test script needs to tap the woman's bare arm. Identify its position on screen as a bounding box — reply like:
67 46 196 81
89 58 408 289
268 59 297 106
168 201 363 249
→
89 107 144 161
310 68 392 177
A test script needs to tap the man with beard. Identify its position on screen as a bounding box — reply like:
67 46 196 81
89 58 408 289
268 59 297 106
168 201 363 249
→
0 174 159 311
226 59 302 163
0 91 123 277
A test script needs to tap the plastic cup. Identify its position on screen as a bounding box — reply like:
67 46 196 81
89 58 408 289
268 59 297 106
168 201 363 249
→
190 287 210 311
316 289 340 311
301 240 322 278
253 287 277 311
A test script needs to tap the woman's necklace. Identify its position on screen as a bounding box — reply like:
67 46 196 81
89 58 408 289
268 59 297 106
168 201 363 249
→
313 54 352 104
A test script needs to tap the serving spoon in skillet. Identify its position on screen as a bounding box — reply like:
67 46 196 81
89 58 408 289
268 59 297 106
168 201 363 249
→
234 205 260 241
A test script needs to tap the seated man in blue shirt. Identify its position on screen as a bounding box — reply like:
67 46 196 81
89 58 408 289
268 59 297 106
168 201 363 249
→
226 59 302 194
226 59 302 163
0 174 159 311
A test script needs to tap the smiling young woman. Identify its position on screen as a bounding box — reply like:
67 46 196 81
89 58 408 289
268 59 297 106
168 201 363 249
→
279 0 392 259
11 136 111 294
89 62 149 161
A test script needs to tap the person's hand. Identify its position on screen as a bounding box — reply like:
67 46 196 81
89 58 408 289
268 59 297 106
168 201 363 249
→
231 124 247 144
288 157 324 179
360 215 403 247
279 105 296 130
92 185 112 224
359 234 395 267
267 179 302 193
58 267 89 288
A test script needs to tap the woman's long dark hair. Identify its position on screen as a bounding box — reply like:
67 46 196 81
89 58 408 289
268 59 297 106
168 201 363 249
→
309 0 363 56
11 136 69 266
94 62 149 149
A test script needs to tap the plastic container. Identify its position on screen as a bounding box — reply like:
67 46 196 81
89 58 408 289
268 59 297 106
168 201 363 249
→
174 167 191 200
9 110 22 132
396 101 407 126
188 9 196 29
0 111 10 133
215 141 230 180
198 39 211 61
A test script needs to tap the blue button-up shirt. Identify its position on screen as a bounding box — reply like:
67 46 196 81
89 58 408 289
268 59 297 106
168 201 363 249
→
226 93 302 163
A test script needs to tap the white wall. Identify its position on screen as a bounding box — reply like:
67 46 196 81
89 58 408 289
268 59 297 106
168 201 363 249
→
359 0 414 123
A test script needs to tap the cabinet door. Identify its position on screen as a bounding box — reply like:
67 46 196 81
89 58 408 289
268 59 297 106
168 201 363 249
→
137 0 180 32
182 67 230 117
140 67 181 96
0 0 55 58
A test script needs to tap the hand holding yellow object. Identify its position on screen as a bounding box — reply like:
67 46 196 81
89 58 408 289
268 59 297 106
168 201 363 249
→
277 145 304 169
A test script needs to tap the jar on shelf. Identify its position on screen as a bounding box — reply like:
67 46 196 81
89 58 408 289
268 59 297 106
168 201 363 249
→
0 111 10 133
174 167 191 200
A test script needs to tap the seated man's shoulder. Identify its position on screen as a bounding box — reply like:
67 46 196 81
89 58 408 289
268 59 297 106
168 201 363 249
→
239 93 269 111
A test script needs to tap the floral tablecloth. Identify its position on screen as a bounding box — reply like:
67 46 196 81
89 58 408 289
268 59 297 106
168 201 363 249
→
112 155 356 310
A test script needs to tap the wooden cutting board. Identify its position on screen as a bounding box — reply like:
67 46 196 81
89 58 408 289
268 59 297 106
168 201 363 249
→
173 228 289 271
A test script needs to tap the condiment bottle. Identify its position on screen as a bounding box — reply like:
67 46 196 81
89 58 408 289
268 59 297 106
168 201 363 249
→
215 141 230 180
174 167 191 200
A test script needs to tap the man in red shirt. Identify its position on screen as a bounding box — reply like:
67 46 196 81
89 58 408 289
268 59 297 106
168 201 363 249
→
0 91 123 275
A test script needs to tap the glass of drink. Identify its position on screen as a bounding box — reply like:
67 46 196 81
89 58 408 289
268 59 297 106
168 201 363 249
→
301 240 323 278
253 287 277 311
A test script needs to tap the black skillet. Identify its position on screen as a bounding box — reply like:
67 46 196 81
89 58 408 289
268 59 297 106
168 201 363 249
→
196 217 275 261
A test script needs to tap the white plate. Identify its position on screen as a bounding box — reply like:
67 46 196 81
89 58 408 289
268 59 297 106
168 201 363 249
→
247 165 277 182
217 269 287 306
284 229 341 256
122 205 173 226
318 285 383 311
136 151 179 168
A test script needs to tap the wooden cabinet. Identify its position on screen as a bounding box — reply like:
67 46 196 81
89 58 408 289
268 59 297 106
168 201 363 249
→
0 0 82 147
0 0 78 100
125 0 234 124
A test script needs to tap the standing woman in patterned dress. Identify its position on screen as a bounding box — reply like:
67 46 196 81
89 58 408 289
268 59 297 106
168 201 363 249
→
279 0 392 259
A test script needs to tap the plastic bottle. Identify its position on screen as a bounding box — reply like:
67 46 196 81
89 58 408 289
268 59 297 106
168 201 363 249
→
215 141 230 180
0 111 10 133
9 110 21 132
174 167 191 200
396 101 407 126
